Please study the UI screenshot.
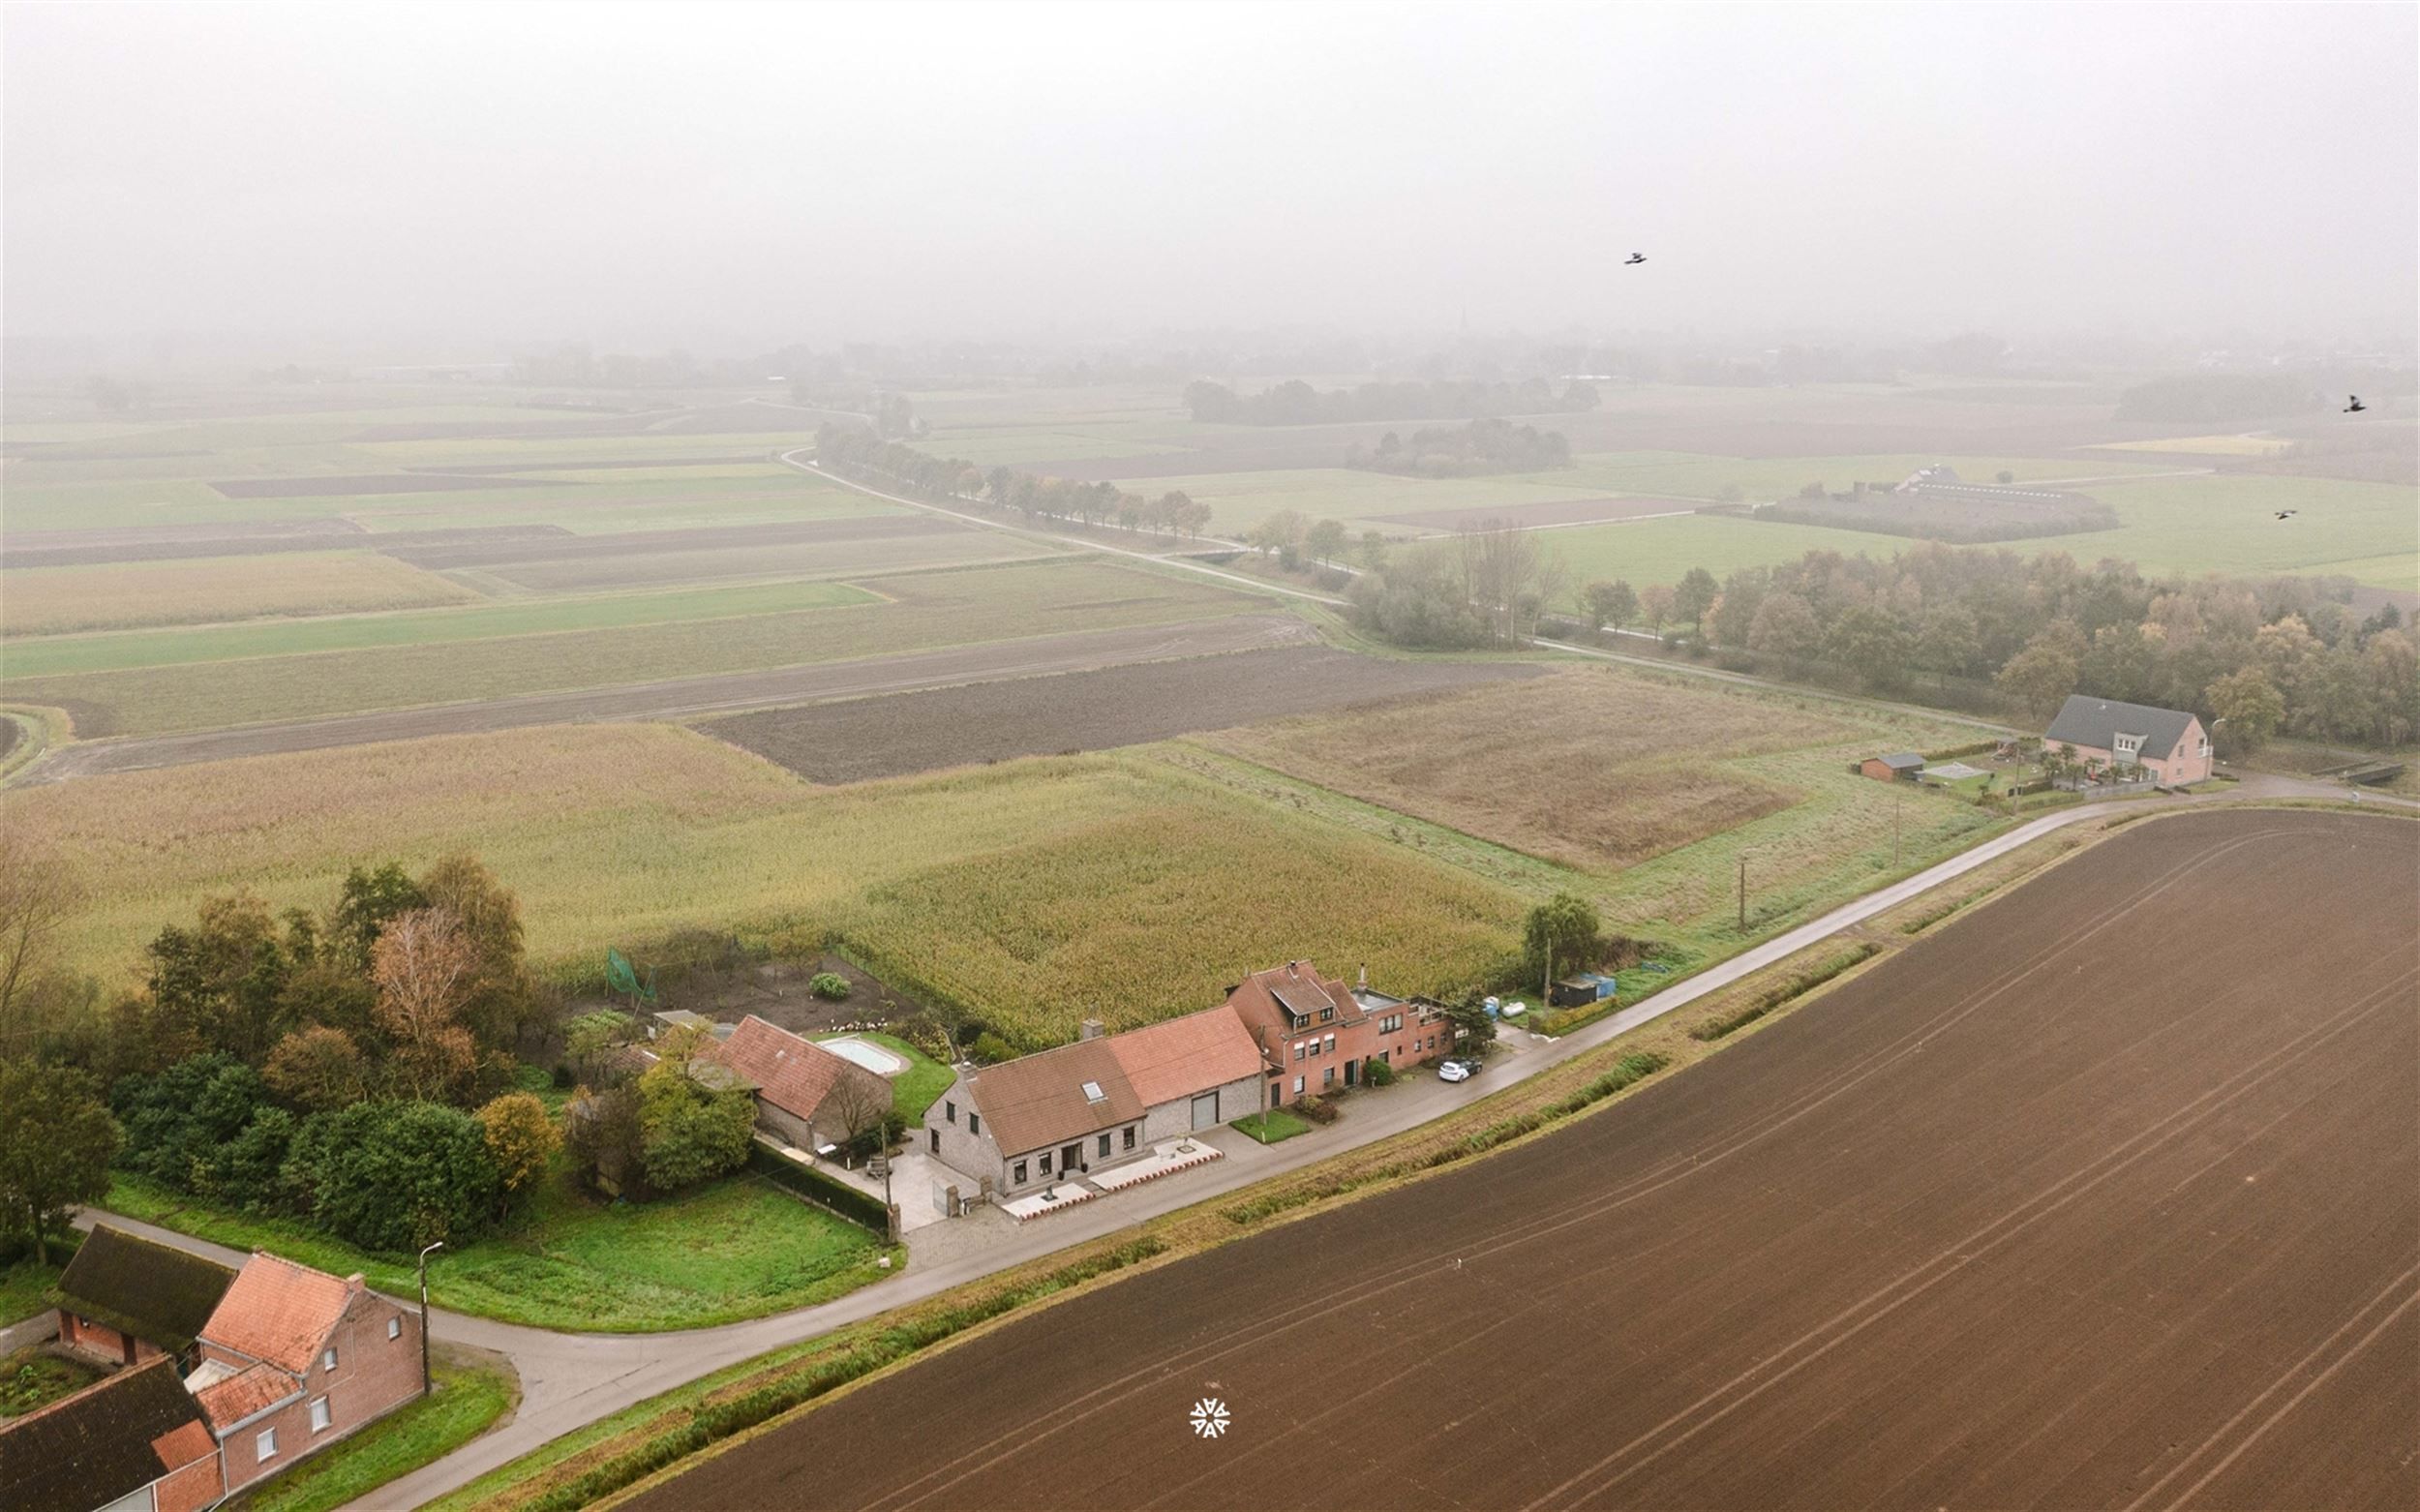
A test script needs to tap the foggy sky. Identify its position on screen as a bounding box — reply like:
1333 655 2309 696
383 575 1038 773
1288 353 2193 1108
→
4 1 2414 358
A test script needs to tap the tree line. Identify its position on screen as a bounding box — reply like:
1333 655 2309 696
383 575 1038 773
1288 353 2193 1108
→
1346 416 1572 477
1182 377 1600 426
1346 522 1569 650
1556 545 2416 751
814 423 1215 538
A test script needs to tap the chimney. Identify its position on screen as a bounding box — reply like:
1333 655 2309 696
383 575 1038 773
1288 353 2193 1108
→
1078 1018 1104 1041
345 1273 366 1293
1358 964 1368 987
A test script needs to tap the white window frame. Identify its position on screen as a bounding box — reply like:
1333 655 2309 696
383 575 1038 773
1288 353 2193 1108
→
387 1316 402 1341
322 1346 338 1373
311 1396 332 1433
1291 1074 1304 1095
257 1427 279 1462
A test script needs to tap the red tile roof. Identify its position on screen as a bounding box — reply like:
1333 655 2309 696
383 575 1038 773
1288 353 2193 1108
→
149 1418 217 1472
1224 961 1364 1043
194 1363 299 1432
199 1253 357 1376
699 1015 864 1123
1106 1005 1262 1107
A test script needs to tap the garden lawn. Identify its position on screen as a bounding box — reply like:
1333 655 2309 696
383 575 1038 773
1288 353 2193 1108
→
236 1360 515 1512
816 1032 953 1124
0 1255 65 1328
1231 1109 1312 1144
102 1170 900 1332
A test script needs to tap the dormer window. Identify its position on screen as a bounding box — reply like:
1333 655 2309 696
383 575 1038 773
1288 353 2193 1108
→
2114 733 2141 756
1319 1007 1335 1024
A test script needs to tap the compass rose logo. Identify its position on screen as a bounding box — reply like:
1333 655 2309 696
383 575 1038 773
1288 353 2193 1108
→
1189 1397 1230 1439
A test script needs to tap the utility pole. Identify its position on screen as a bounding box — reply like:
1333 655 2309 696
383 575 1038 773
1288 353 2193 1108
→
416 1241 443 1399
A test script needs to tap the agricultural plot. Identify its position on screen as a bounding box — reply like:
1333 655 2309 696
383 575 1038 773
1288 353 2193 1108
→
7 559 1256 737
1104 467 1618 534
3 728 1524 1046
444 529 1057 595
1539 513 1900 589
1542 449 2175 501
643 810 2418 1512
0 550 474 636
705 645 1545 783
1193 664 1997 956
2014 473 2420 586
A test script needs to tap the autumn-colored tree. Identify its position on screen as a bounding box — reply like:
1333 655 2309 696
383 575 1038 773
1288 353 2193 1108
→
0 833 79 1058
1638 583 1677 634
372 909 479 1104
475 1091 561 1210
417 854 536 1051
262 1025 368 1111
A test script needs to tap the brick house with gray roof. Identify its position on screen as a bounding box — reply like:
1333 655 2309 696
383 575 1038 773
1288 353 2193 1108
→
0 1356 227 1512
2043 695 2213 785
49 1225 235 1374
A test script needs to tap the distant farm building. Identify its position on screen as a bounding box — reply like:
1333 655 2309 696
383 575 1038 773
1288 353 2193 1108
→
2043 695 2214 785
1861 752 1925 782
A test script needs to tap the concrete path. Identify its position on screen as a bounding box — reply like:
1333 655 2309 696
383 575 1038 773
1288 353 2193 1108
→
70 774 2395 1509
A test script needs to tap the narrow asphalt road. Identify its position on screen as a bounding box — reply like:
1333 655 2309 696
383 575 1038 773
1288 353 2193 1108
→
73 777 2399 1510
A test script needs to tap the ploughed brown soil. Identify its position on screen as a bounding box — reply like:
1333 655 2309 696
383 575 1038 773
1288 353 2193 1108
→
628 809 2420 1512
209 472 559 499
21 613 1316 783
1370 495 1702 529
704 645 1546 783
377 514 954 570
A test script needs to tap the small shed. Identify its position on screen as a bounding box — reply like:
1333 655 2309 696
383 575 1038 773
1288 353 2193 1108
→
1860 752 1925 783
1550 974 1619 1009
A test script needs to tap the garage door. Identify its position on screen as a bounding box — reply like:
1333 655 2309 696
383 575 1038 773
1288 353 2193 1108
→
1190 1092 1218 1131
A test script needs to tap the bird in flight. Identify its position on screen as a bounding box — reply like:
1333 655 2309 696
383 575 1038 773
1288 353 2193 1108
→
2344 395 2366 413
1624 252 1646 265
2274 509 2298 520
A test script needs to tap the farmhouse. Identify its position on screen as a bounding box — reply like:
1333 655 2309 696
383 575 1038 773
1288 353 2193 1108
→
0 1357 227 1512
1222 960 1452 1106
1860 752 1925 783
923 1006 1262 1199
49 1225 235 1373
187 1252 423 1494
2043 695 2214 785
696 1014 893 1153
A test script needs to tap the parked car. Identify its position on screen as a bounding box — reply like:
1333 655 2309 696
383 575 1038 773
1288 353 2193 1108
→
1437 1057 1483 1083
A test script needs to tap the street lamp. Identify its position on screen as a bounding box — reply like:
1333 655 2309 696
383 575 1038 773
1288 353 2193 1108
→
417 1241 443 1398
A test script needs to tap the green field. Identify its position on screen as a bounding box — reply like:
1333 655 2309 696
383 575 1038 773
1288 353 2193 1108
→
4 578 881 679
1539 514 1901 590
1545 450 2178 500
2012 474 2420 584
1106 467 1616 534
105 1166 896 1332
10 558 1247 736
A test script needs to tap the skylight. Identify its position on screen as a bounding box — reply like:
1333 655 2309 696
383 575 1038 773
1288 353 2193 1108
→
1081 1080 1105 1101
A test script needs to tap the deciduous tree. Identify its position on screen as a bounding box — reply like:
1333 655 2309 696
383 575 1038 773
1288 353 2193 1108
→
0 1059 118 1263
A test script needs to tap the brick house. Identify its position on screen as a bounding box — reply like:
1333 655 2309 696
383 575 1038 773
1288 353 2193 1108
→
2043 695 2214 785
49 1225 235 1374
696 1014 894 1153
0 1356 227 1512
1222 961 1452 1108
186 1253 423 1494
923 1006 1262 1200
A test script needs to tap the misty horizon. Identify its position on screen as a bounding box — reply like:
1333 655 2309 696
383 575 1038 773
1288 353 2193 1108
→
5 0 2415 366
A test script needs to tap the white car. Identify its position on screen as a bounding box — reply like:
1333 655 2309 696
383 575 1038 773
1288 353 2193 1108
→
1437 1057 1481 1083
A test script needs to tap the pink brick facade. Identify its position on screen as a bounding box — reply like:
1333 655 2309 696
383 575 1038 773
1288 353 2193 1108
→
2058 724 2213 785
56 1312 167 1370
200 1285 423 1492
153 1449 228 1512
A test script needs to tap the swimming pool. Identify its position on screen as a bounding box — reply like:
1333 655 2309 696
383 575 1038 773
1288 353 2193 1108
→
818 1034 907 1076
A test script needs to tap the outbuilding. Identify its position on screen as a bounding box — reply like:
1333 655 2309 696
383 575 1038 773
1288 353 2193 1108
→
1860 752 1925 782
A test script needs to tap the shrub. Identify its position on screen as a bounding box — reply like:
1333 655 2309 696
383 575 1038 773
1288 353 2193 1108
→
110 1053 269 1194
1363 1058 1395 1088
636 1056 755 1193
970 1032 1014 1065
287 1101 499 1253
808 972 852 1002
1297 1096 1340 1125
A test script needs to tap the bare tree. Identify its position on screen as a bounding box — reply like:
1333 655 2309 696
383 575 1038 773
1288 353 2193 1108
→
1455 519 1567 645
822 1072 894 1164
372 908 478 1101
0 834 80 1056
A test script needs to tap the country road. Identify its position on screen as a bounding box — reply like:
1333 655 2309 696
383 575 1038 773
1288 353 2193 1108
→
75 778 2402 1511
13 613 1313 782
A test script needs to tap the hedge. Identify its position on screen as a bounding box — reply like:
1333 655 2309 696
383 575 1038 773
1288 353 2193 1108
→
1690 945 1878 1042
1923 739 2001 761
746 1146 891 1234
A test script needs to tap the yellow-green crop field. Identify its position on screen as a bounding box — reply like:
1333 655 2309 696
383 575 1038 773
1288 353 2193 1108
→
0 551 474 635
3 726 1524 1049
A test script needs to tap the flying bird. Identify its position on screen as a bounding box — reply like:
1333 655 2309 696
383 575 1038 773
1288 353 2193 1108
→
2344 395 2366 413
1624 252 1646 265
2274 509 2297 520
